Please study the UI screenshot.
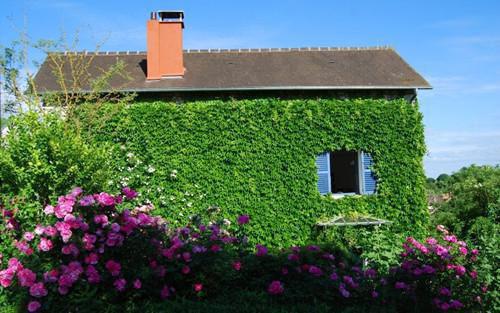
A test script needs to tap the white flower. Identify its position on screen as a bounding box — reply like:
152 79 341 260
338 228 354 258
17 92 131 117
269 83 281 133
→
126 152 134 158
170 169 178 178
186 202 192 208
222 219 231 226
147 165 156 173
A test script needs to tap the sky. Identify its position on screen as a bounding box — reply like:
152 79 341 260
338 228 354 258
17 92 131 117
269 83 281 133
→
1 0 499 178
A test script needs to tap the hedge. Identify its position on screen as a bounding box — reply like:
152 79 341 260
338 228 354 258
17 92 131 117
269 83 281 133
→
76 98 428 247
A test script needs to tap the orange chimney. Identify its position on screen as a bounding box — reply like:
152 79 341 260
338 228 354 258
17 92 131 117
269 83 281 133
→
147 11 185 80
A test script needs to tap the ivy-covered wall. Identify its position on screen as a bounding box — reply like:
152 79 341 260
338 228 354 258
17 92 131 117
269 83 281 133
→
78 98 428 247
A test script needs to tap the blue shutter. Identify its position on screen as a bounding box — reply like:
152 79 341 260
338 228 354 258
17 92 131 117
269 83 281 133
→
316 152 331 195
361 152 377 195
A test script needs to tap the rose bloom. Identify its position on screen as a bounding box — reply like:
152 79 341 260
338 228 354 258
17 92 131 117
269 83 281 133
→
114 278 126 292
133 279 142 289
232 261 242 271
38 238 53 252
256 244 268 257
105 260 121 276
268 280 284 295
122 187 138 200
194 283 203 292
29 282 48 298
237 214 250 225
27 301 41 312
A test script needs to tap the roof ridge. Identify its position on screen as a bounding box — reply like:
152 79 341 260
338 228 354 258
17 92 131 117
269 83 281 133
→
184 46 393 53
48 46 394 56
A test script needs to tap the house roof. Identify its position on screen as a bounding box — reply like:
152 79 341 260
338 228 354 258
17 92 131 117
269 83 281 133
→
33 46 431 93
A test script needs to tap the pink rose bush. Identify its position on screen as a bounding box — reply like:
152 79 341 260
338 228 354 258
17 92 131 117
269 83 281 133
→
0 189 487 312
390 225 486 311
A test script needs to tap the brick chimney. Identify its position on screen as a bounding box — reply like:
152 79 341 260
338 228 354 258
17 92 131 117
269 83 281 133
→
146 11 185 80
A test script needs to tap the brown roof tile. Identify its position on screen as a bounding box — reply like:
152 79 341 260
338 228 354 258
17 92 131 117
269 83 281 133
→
33 47 431 93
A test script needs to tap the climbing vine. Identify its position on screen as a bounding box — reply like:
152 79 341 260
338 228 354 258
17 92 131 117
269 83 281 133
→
76 98 428 247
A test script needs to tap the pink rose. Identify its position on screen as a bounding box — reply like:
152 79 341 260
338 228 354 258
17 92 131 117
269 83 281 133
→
194 283 203 292
38 238 53 252
29 282 48 298
268 280 284 295
27 301 41 312
105 260 121 276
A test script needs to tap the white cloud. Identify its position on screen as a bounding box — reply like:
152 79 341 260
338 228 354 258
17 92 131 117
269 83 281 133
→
424 129 500 177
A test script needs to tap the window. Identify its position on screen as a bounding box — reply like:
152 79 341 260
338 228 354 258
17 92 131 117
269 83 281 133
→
316 150 376 196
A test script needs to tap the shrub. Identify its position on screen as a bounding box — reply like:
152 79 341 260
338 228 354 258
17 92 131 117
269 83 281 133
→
0 112 112 206
0 189 486 312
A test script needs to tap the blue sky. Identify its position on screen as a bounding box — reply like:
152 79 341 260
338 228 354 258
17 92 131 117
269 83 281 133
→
1 0 499 177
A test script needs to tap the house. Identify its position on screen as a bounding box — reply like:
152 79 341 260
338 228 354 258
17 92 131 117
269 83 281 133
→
33 11 431 246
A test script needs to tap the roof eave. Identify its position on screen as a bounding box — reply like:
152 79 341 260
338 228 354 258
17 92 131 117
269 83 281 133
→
37 85 431 94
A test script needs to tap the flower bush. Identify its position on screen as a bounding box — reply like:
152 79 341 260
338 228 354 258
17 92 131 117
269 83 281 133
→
0 189 488 312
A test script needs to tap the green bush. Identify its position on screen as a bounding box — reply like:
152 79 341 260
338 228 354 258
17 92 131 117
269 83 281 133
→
75 98 428 247
429 165 500 312
0 111 114 262
0 112 112 206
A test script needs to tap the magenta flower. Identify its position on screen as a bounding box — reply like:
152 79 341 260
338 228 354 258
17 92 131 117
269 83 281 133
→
114 278 126 291
308 265 323 277
43 226 58 237
181 265 191 274
182 252 192 262
96 192 115 206
17 268 36 287
439 287 452 296
122 187 138 200
29 282 48 298
133 279 142 289
43 269 59 283
38 238 53 252
15 240 33 255
339 286 350 298
395 282 408 290
232 261 242 271
426 237 438 245
210 244 221 252
0 268 15 287
27 301 41 312
84 253 99 265
70 187 83 197
364 268 377 279
470 270 478 279
330 272 339 281
267 280 284 295
256 244 268 257
449 300 464 309
307 245 320 251
459 247 468 255
194 283 203 292
105 260 121 277
79 195 95 207
93 214 109 226
237 214 250 225
86 265 101 284
23 232 35 242
160 285 171 299
444 235 457 243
